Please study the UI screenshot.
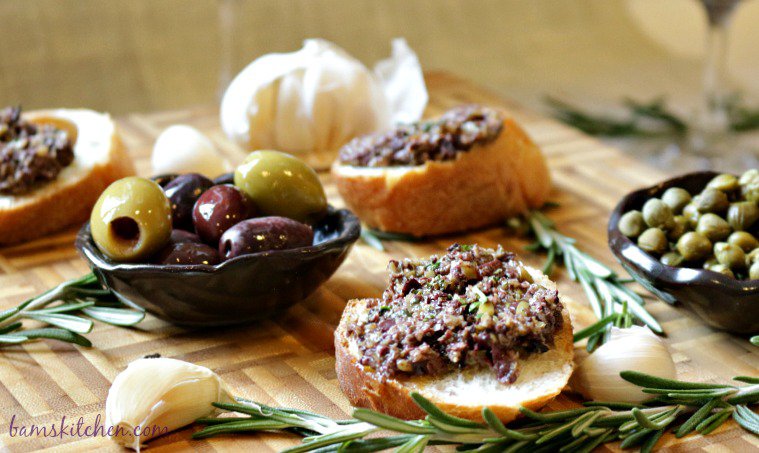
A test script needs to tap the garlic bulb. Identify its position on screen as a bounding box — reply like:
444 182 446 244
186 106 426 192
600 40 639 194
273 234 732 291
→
105 357 233 450
571 326 676 403
220 38 428 169
151 125 229 178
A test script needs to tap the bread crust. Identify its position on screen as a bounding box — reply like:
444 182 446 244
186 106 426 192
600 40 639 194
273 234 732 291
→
335 297 574 423
0 110 135 245
331 116 550 237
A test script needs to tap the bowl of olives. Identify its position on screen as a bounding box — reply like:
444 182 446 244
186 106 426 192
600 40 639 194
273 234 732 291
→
609 170 759 334
75 150 361 326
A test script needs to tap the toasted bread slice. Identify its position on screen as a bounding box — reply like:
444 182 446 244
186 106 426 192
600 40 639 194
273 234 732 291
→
335 267 573 423
331 115 550 237
0 109 135 245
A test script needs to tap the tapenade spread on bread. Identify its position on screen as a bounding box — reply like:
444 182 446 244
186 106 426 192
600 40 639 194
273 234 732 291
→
338 105 503 167
346 244 564 384
0 106 74 195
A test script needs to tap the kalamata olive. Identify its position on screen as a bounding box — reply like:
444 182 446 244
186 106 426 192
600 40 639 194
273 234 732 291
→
90 177 172 262
192 185 253 245
234 150 327 223
169 229 202 245
151 174 179 188
164 173 214 230
619 210 645 238
213 173 234 185
219 216 314 260
156 242 220 265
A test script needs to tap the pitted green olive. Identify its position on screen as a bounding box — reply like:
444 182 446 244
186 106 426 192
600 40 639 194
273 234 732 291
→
661 187 692 214
714 242 746 270
696 213 731 242
726 201 759 231
637 227 668 255
642 198 674 230
90 177 172 262
234 150 327 224
706 173 739 192
694 188 729 214
676 232 712 262
728 231 759 252
619 210 646 238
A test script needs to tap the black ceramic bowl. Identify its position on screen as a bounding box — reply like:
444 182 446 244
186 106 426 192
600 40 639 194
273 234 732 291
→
608 171 759 334
76 206 360 326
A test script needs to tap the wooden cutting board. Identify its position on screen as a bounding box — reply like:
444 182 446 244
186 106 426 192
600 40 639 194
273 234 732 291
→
0 72 756 452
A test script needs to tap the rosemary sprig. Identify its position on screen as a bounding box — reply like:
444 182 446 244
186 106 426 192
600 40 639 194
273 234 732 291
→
360 227 420 252
751 335 759 347
195 371 758 452
0 273 144 347
524 210 661 351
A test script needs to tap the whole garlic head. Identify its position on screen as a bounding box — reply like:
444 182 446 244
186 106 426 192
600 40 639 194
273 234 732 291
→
220 38 427 169
571 326 676 403
151 125 229 178
105 357 233 450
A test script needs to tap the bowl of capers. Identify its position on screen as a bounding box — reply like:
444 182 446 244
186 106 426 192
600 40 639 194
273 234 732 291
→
608 170 759 334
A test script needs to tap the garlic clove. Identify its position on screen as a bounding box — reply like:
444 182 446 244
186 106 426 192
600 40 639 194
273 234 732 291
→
106 357 233 450
151 125 230 178
570 326 676 403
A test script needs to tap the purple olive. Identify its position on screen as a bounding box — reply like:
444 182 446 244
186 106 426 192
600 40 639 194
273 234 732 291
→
192 184 253 245
156 242 220 265
164 173 214 230
219 216 314 260
169 229 202 245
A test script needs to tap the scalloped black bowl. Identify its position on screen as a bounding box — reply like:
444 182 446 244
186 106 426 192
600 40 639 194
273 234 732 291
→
76 206 360 326
608 171 759 334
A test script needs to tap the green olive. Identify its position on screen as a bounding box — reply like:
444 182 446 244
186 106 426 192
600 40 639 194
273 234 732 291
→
706 173 739 192
696 213 731 242
676 232 712 262
682 203 701 228
694 188 729 214
726 201 759 231
637 227 668 255
739 169 759 202
728 231 759 252
750 262 759 280
619 210 646 238
90 177 172 262
642 198 674 230
667 216 688 241
661 187 692 214
660 252 684 267
714 242 746 270
704 262 734 278
234 150 327 223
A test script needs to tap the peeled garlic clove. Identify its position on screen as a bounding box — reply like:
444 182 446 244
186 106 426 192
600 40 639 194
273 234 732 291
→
151 125 229 178
570 326 676 403
106 357 233 450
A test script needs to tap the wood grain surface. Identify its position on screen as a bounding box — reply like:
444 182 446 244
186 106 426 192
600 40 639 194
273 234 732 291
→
0 72 756 452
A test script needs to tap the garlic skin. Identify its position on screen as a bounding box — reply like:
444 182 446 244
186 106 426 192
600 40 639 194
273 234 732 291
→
571 326 676 403
151 125 229 178
105 357 233 451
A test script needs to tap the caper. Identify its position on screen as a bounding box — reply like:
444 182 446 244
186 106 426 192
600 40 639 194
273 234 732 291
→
637 227 668 255
750 261 759 280
746 248 759 267
726 201 759 231
714 242 746 270
704 262 734 278
706 173 739 192
728 231 759 252
660 252 684 267
676 232 712 262
694 188 729 213
739 169 759 202
661 187 692 214
696 213 731 242
667 216 688 241
682 202 702 228
619 210 646 238
642 198 674 230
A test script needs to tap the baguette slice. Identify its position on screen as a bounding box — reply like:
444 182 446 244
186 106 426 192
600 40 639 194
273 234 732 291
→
332 114 550 237
0 109 135 245
335 266 573 423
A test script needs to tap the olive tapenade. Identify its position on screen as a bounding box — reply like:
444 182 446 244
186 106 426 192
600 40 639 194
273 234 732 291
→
338 105 503 167
347 244 564 384
0 106 74 195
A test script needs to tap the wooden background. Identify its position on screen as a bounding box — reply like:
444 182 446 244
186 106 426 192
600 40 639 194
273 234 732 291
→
0 73 756 452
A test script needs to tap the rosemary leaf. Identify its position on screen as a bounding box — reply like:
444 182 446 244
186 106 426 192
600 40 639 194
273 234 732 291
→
733 405 759 435
82 306 145 326
23 313 93 334
359 229 384 251
20 328 92 347
573 313 618 342
675 398 721 438
0 322 23 335
621 371 732 390
31 301 96 314
751 335 759 347
411 393 485 429
0 334 29 344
